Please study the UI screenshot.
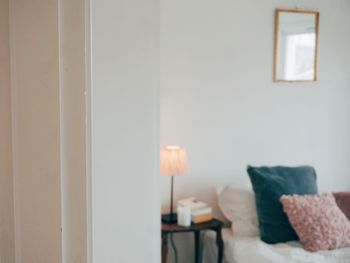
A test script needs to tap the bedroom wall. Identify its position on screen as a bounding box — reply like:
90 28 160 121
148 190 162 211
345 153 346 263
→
10 0 62 262
90 0 160 262
160 0 350 261
0 0 15 262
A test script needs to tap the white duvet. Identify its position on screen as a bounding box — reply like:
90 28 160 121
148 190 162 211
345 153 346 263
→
202 228 350 263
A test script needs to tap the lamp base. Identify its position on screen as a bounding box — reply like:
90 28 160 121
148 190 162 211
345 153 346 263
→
161 213 177 224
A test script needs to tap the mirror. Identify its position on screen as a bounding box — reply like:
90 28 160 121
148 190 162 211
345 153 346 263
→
274 9 320 82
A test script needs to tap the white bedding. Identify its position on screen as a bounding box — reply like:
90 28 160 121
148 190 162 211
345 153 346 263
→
202 228 350 263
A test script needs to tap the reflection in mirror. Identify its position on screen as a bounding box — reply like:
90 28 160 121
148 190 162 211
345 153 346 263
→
274 9 319 82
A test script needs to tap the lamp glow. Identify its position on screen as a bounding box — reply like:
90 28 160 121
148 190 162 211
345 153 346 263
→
160 146 188 223
160 146 188 176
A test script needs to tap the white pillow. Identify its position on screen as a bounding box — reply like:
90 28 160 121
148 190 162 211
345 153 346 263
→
218 185 259 237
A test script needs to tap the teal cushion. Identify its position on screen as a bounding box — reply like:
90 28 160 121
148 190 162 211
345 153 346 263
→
247 165 318 244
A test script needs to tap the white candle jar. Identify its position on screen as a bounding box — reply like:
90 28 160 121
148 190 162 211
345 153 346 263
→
177 206 191 227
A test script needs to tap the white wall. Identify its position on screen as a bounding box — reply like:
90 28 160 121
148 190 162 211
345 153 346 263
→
160 0 350 261
10 0 62 262
0 0 15 262
91 0 160 262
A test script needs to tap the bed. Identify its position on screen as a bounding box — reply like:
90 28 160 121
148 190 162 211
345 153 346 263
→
202 228 350 263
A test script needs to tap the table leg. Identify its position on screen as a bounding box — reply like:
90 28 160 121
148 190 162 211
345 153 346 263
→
216 227 224 263
194 231 200 263
162 233 168 263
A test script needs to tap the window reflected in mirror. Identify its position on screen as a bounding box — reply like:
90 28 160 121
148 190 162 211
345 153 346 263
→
274 9 320 82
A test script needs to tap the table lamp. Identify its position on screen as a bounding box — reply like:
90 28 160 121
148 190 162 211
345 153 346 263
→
160 146 188 223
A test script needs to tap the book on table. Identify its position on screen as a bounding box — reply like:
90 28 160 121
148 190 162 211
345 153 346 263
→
177 198 213 224
191 207 213 223
191 213 213 224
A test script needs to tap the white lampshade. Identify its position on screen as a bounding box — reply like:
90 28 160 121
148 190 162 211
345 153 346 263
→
160 146 188 176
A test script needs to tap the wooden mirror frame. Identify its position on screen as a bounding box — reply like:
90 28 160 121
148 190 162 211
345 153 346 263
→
273 9 320 83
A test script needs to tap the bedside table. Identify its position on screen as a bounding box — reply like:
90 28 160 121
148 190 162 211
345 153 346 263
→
161 219 224 263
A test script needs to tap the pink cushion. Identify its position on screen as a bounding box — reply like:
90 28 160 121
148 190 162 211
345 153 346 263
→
281 193 350 252
334 192 350 221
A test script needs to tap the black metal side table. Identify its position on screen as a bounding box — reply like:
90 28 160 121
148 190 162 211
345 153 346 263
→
161 219 224 263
